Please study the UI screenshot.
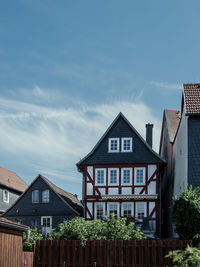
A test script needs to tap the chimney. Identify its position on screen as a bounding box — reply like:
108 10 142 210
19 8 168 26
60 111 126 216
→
146 123 153 148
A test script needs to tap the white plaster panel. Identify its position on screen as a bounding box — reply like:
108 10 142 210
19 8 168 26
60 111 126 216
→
98 188 105 195
86 203 92 219
108 188 118 195
87 183 93 195
87 166 93 179
148 181 156 194
149 202 155 215
148 165 156 179
121 187 132 195
134 187 143 194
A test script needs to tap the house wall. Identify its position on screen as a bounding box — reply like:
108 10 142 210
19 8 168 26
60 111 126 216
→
4 177 78 229
0 185 21 214
173 106 188 197
188 116 200 188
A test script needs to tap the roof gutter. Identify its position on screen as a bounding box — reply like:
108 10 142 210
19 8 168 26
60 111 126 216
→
0 220 29 233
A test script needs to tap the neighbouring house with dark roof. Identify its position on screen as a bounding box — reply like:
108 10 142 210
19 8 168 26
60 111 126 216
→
77 112 165 237
2 174 83 235
159 83 200 237
0 166 27 215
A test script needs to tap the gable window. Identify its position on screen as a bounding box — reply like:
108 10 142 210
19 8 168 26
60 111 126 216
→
134 167 145 185
122 203 133 217
121 137 132 152
108 138 119 152
136 203 146 219
95 169 106 185
42 190 50 203
108 203 119 217
3 190 9 203
95 203 105 220
122 168 132 185
32 190 39 203
108 168 119 185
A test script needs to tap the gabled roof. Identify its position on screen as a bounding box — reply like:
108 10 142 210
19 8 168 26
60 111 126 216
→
0 166 27 193
183 83 200 115
3 174 83 216
77 112 165 168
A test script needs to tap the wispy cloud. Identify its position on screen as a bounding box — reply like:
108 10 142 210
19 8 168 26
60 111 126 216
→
0 89 161 196
150 81 182 90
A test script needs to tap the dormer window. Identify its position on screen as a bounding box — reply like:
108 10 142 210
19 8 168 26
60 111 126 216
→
108 138 119 152
3 190 9 203
121 137 132 152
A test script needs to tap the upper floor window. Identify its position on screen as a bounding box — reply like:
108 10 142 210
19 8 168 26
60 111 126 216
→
42 190 50 203
95 169 106 185
108 168 119 185
3 190 9 203
134 167 145 185
32 190 39 203
122 168 132 185
121 137 132 152
108 138 120 152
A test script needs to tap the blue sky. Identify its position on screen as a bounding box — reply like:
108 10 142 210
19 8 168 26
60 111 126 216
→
0 0 200 199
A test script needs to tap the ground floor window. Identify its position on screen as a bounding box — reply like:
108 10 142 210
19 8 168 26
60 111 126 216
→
122 203 133 217
31 219 39 228
41 216 52 235
108 203 119 217
95 203 104 220
136 202 146 219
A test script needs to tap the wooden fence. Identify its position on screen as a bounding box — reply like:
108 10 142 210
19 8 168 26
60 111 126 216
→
34 239 192 267
23 251 34 267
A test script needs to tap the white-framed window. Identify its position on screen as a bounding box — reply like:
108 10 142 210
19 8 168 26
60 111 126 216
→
122 203 133 217
108 138 120 152
32 190 39 203
136 202 146 219
108 168 119 185
134 167 146 185
42 190 50 203
41 216 52 235
95 202 105 220
95 168 106 185
121 137 132 152
3 190 9 203
107 202 120 217
121 168 132 185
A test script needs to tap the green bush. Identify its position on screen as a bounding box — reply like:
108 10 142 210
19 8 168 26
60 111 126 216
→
23 227 43 251
173 186 200 242
166 245 200 267
49 214 145 245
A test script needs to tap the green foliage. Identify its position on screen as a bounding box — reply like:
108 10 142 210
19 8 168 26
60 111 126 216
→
49 214 145 245
23 227 43 251
166 245 200 267
173 186 200 241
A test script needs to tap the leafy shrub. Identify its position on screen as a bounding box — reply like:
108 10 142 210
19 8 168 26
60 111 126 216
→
166 245 200 267
173 186 200 242
49 214 145 245
23 227 43 251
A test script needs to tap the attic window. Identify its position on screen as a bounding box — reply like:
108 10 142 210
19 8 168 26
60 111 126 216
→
42 190 50 203
108 138 119 152
121 137 132 152
32 190 39 203
3 190 9 203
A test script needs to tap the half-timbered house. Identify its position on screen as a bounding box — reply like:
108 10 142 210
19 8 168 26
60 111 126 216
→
77 113 165 236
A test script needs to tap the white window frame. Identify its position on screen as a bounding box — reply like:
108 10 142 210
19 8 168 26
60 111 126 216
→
3 190 9 203
94 202 105 220
32 190 39 203
107 202 120 217
135 202 147 219
95 168 106 186
108 168 119 185
108 138 120 152
41 216 52 235
121 168 132 185
122 202 133 217
42 190 50 203
134 167 146 185
121 137 132 152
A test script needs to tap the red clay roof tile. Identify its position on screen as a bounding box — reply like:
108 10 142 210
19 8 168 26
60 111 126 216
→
183 83 200 115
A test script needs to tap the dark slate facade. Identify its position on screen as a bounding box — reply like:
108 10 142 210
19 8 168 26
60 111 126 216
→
188 117 200 188
3 175 83 231
77 113 164 167
0 185 21 215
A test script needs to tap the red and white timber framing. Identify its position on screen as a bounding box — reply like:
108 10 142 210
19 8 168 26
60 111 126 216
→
83 163 161 235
